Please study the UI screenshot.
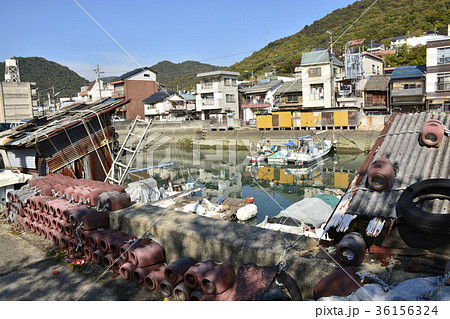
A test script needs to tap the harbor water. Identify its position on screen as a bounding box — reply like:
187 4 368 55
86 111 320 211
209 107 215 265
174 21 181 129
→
123 145 366 223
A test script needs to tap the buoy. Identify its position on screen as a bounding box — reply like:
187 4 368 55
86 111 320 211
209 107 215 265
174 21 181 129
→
236 204 257 221
245 196 254 203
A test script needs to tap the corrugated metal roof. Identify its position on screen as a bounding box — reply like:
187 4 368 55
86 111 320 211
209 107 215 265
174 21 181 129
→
325 112 450 236
196 70 240 78
390 65 426 79
364 75 390 91
0 98 128 147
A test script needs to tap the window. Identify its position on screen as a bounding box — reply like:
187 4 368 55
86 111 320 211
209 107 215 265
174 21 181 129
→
377 66 380 75
403 83 418 89
226 94 235 103
308 67 322 77
144 73 150 77
437 47 450 65
437 73 450 91
232 79 237 86
286 94 298 103
372 65 376 74
116 85 124 96
310 84 324 100
224 78 231 86
201 93 214 105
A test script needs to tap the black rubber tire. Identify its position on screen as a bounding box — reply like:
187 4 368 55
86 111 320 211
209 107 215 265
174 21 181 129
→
275 271 303 301
113 132 119 140
397 179 450 234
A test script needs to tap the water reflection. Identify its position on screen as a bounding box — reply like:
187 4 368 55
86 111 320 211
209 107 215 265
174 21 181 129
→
124 146 366 223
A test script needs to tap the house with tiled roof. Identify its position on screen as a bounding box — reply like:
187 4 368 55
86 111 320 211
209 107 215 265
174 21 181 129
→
240 79 283 122
111 67 158 120
364 75 390 114
143 91 196 121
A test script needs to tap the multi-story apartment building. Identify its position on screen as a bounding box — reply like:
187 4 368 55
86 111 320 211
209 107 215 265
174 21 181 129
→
301 49 344 109
195 71 240 124
426 38 450 112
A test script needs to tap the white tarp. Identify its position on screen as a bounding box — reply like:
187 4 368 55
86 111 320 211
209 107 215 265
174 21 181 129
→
0 169 33 188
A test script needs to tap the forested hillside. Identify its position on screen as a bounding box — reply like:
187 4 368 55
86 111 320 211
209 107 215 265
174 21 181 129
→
230 0 450 77
150 60 225 91
0 57 90 97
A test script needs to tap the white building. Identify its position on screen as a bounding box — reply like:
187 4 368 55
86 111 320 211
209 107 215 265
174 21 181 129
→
78 79 114 103
425 38 450 112
195 71 240 124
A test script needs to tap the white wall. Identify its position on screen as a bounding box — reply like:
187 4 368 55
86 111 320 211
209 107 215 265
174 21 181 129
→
127 70 157 81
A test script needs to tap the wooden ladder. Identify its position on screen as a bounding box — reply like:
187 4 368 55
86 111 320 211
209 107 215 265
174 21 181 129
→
104 116 152 185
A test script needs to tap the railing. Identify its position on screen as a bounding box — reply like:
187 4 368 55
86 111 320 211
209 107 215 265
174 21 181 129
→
243 98 268 104
390 88 423 96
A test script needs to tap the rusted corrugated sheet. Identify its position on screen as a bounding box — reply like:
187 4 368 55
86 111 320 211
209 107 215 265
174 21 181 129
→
324 112 450 238
46 126 112 172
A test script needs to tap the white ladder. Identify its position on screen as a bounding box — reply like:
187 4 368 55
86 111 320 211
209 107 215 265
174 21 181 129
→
105 116 152 185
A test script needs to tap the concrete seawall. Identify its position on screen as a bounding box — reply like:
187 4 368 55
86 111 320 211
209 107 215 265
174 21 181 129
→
109 203 338 299
115 123 384 153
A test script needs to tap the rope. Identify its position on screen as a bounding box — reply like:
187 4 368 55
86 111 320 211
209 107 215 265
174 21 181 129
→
78 115 108 177
357 272 394 292
74 221 84 253
417 272 450 301
63 127 86 174
277 235 304 273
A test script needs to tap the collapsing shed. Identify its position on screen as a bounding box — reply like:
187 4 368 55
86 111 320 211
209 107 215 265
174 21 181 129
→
0 98 130 181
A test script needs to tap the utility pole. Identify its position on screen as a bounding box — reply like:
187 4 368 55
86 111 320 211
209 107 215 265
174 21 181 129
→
94 64 104 100
328 30 335 108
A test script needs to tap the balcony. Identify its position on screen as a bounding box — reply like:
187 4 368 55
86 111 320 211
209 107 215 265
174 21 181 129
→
390 88 423 97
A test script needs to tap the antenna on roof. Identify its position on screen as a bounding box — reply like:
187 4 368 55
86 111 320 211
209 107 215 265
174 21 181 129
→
94 64 105 99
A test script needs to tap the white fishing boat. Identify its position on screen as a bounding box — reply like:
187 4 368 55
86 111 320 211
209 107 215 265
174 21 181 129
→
246 144 278 163
267 134 335 166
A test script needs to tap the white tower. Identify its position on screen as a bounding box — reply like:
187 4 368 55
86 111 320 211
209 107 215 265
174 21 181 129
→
4 58 20 82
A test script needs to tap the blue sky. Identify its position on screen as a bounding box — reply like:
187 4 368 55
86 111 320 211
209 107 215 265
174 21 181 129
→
1 0 356 80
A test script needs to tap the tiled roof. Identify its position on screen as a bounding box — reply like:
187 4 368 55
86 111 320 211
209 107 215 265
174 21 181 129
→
274 80 302 95
142 91 175 103
346 39 366 46
390 65 426 79
364 75 390 91
240 80 283 94
325 112 450 236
